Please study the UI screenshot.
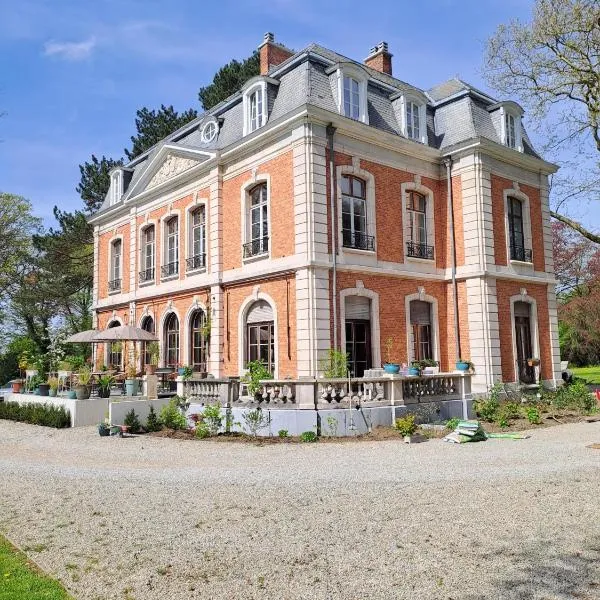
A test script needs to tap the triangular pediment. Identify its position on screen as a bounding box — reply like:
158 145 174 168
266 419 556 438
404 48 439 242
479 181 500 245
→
125 144 215 200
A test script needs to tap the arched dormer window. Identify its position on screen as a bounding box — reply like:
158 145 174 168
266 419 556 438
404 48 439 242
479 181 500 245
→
242 78 276 136
489 101 524 152
392 92 427 144
329 63 369 124
109 169 123 206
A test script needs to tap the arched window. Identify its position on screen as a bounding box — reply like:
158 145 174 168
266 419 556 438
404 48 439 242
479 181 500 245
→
406 191 433 259
141 316 155 366
164 313 179 367
140 226 155 283
190 310 208 372
341 175 372 250
107 321 122 369
409 300 432 361
109 239 122 292
245 300 275 374
343 76 361 120
187 207 206 272
249 88 264 132
162 217 179 278
243 183 269 258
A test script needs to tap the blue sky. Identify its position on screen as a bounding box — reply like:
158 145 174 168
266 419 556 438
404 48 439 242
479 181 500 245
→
0 0 547 225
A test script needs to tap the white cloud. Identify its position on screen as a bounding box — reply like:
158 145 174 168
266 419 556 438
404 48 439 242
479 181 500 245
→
43 37 96 61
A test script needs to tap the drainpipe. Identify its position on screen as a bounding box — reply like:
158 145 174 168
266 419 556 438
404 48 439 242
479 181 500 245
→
444 157 461 359
327 124 338 351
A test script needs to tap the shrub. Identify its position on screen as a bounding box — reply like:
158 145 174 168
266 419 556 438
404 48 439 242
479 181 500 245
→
446 417 460 431
0 401 70 428
321 349 349 378
278 429 289 438
546 380 595 413
300 430 317 443
526 406 542 424
159 399 188 430
394 414 417 437
146 405 161 432
195 424 210 439
202 403 223 436
241 407 269 438
474 384 502 422
124 409 141 433
242 361 273 395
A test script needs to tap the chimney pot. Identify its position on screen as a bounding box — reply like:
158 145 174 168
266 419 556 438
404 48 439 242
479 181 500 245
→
258 33 294 75
364 41 393 76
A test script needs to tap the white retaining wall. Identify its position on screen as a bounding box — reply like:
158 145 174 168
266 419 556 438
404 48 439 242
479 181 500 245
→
109 397 172 426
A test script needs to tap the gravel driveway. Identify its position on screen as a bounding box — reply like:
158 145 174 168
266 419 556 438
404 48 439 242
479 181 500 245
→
1 420 599 600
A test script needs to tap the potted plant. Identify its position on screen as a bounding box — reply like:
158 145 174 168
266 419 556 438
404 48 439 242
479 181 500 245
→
242 360 273 400
10 379 23 393
179 365 193 381
125 362 138 396
75 366 92 400
145 342 160 375
97 374 114 398
383 337 400 374
97 422 110 436
28 374 43 394
527 357 540 367
394 414 418 443
48 376 59 397
456 358 473 372
408 362 421 377
419 359 439 375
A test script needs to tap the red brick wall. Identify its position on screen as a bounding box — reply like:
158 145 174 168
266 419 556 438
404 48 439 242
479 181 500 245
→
496 280 552 381
98 223 130 299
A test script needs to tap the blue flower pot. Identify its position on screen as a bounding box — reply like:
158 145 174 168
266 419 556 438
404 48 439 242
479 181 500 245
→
67 390 77 399
178 367 185 376
456 361 470 371
408 367 421 377
125 379 138 396
383 363 400 374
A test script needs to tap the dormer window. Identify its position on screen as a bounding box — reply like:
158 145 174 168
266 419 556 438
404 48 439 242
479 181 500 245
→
505 113 517 149
406 101 421 141
392 93 427 144
109 170 123 206
490 102 524 152
201 120 218 143
330 64 369 124
242 79 272 136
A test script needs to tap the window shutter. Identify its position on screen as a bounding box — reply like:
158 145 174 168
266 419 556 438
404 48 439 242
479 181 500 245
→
345 296 370 320
246 300 274 324
410 300 431 325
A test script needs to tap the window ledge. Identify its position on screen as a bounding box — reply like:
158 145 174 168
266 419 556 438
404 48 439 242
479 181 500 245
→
139 280 155 288
108 289 122 296
161 275 179 283
510 259 533 266
342 247 376 256
406 255 436 264
243 252 269 264
186 268 207 276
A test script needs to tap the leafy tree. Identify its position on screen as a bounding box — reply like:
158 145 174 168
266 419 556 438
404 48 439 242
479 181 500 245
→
0 193 41 301
76 155 123 214
198 52 260 110
125 104 198 160
485 0 600 242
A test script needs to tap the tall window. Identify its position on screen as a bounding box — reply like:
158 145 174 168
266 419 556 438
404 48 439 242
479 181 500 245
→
406 191 433 259
406 101 421 140
343 76 360 120
141 316 155 366
140 226 155 282
164 313 179 367
249 89 263 133
244 183 269 258
190 310 208 372
109 239 121 292
505 113 516 149
163 217 179 277
107 321 122 368
410 300 432 361
507 197 529 261
187 207 206 271
245 300 275 375
341 175 372 250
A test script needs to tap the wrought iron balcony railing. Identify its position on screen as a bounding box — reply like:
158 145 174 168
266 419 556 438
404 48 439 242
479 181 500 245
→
342 230 375 251
406 240 435 260
108 278 121 292
243 236 269 259
139 268 155 283
186 254 206 271
510 245 533 262
161 261 179 278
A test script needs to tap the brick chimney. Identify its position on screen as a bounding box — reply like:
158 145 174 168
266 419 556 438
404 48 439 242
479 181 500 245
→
259 32 294 75
364 42 393 76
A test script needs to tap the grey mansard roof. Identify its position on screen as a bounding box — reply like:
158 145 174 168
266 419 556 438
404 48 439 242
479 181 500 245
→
95 43 539 215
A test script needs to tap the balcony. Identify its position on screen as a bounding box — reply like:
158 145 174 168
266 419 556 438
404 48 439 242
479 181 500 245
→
139 268 155 284
342 230 375 251
406 240 434 260
243 236 269 259
510 245 532 263
108 278 121 293
161 262 179 279
186 254 206 272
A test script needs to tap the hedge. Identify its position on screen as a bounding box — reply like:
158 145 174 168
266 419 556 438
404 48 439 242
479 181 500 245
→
0 401 71 428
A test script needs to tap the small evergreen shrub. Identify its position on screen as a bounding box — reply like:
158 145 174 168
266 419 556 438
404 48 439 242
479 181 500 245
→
0 401 70 428
146 405 161 432
159 400 188 430
300 430 317 443
278 429 289 438
124 409 141 433
394 414 417 437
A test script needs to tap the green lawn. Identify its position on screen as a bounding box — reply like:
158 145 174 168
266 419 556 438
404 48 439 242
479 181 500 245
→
0 535 72 600
571 366 600 384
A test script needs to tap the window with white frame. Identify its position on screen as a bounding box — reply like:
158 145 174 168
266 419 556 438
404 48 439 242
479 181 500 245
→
507 196 531 262
187 206 206 271
505 113 517 149
245 300 275 374
498 104 523 151
341 175 373 251
405 191 433 260
164 313 179 367
109 239 121 292
409 300 433 361
343 77 361 120
109 170 123 206
243 183 269 259
190 309 208 372
406 101 421 141
249 88 264 133
162 217 179 278
140 226 155 283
